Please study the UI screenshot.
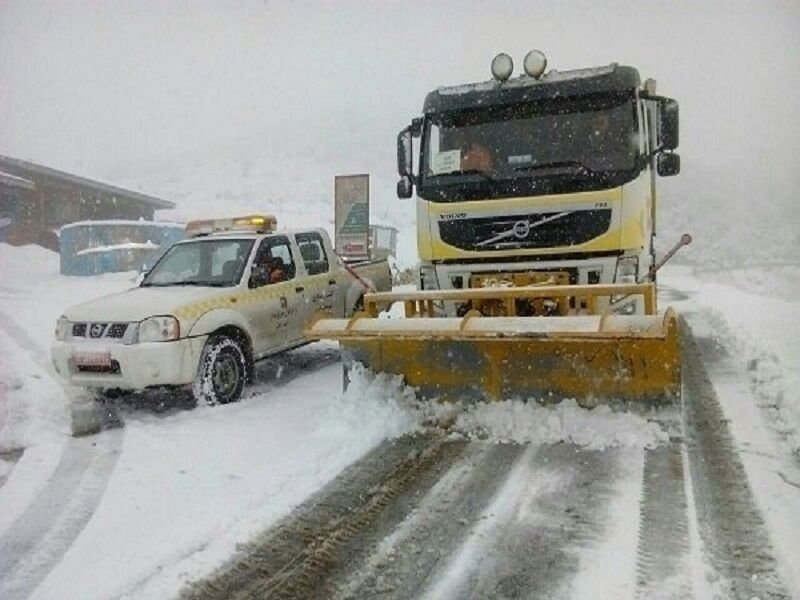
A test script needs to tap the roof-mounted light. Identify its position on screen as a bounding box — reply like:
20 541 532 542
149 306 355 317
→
186 214 277 237
491 53 514 82
523 50 547 78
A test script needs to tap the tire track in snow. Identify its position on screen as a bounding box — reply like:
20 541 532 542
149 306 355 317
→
323 442 525 599
182 433 456 600
0 308 51 371
0 429 123 600
634 443 692 599
0 449 24 490
681 322 791 599
422 443 627 600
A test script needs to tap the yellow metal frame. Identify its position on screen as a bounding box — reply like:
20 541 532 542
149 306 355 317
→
306 283 679 405
362 282 658 318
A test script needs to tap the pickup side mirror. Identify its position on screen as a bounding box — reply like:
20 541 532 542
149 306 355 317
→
660 98 679 150
657 152 680 177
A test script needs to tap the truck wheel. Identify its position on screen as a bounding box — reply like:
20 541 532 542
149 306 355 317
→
193 336 248 406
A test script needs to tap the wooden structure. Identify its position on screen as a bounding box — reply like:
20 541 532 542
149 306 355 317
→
0 155 175 251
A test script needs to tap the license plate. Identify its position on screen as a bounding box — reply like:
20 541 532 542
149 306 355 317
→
73 351 112 367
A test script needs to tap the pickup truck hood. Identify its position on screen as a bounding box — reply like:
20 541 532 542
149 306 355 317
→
63 286 225 323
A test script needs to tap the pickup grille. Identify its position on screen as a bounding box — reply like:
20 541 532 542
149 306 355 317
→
438 209 612 252
106 323 128 338
71 322 128 339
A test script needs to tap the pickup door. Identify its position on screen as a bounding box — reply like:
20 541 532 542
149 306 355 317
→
295 230 341 317
246 234 306 355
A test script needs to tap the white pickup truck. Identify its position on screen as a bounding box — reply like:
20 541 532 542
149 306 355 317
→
51 215 391 404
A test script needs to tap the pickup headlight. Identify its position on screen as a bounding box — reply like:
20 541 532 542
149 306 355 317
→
137 316 180 343
55 315 70 341
615 256 639 284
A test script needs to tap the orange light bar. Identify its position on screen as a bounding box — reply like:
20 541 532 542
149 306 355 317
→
185 214 277 237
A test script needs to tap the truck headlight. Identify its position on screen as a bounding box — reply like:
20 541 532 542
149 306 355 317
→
615 256 639 284
55 315 70 341
137 316 180 342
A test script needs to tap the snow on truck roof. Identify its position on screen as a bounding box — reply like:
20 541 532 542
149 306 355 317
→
424 64 640 113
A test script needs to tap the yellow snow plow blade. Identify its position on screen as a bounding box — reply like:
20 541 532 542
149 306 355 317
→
307 283 681 406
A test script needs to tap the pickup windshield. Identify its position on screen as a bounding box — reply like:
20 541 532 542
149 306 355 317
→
420 93 639 201
142 239 254 287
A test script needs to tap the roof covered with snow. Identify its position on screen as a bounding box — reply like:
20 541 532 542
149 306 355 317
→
0 170 36 190
0 155 175 210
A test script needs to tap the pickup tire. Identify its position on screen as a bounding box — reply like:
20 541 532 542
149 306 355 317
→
193 335 248 406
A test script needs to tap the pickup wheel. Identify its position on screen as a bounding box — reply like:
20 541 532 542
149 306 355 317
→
193 336 248 406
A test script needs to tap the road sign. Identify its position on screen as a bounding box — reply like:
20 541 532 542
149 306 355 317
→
334 174 370 260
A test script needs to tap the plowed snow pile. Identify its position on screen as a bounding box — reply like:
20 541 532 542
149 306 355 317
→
451 400 669 448
345 365 669 449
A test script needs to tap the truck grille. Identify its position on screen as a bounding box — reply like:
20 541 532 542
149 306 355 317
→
438 209 612 252
71 322 128 339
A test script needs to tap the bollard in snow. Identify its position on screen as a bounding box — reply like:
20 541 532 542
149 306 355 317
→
69 394 123 437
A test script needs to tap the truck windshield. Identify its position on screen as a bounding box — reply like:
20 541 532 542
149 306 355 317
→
421 93 638 200
142 239 254 287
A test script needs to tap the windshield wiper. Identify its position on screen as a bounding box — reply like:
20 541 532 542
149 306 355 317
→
513 161 596 175
434 168 499 182
177 281 230 287
142 281 231 288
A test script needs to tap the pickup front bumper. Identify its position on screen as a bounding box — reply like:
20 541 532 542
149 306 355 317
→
51 336 207 391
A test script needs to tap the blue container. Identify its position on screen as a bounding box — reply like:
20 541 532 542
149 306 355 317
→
59 221 185 276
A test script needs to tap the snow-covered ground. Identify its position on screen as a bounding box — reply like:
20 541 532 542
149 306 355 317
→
1 244 799 598
661 266 800 595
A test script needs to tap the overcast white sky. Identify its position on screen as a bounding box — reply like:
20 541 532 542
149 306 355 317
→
1 0 799 264
2 0 799 175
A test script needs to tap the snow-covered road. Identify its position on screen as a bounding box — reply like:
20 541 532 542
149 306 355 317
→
1 244 799 599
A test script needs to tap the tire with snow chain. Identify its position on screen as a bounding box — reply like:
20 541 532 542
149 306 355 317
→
193 336 248 406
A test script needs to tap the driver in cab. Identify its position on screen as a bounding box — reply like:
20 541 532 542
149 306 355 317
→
460 140 494 172
252 249 286 286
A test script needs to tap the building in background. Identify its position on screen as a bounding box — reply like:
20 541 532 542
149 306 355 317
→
0 155 174 251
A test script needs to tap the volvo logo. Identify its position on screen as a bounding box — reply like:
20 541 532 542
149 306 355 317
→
512 220 531 239
90 323 105 338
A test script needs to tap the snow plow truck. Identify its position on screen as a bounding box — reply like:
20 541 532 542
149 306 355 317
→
307 51 689 406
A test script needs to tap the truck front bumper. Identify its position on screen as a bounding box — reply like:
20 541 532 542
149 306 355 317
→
51 336 208 391
425 255 645 316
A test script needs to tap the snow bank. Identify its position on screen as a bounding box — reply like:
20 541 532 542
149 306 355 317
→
663 267 800 455
0 328 70 538
0 329 69 451
0 244 136 346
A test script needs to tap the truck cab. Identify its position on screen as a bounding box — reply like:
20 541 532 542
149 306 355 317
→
397 52 679 315
51 215 390 405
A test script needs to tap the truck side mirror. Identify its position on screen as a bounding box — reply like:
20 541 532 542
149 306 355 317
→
397 117 423 199
397 175 413 198
660 98 679 150
657 152 680 177
397 126 413 178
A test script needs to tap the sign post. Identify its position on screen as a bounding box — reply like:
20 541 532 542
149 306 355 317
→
334 174 370 260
